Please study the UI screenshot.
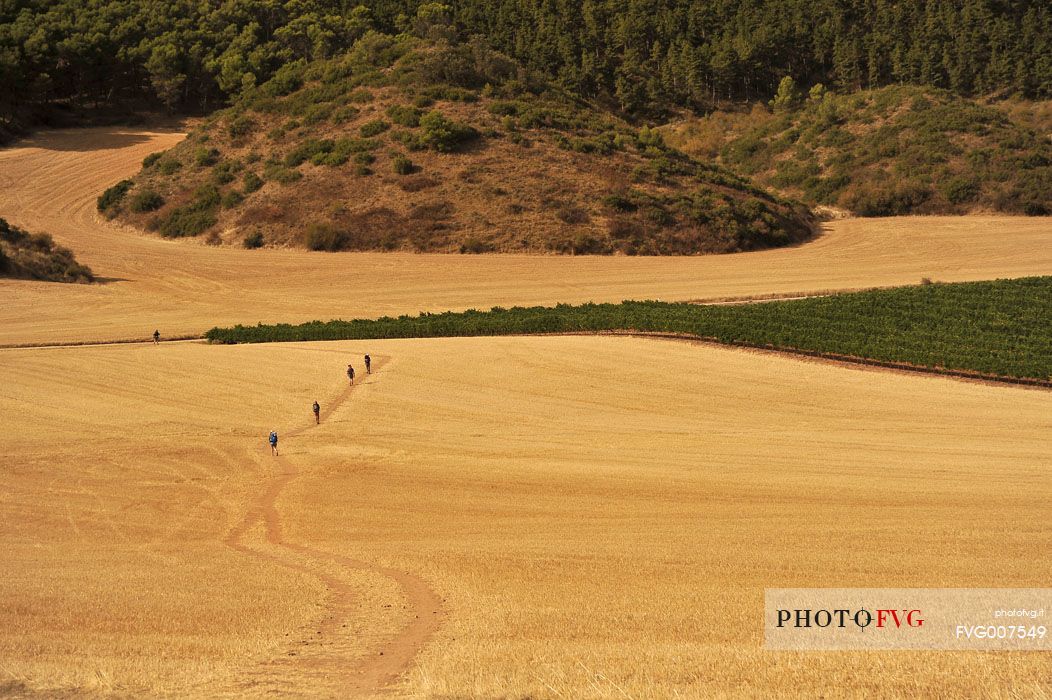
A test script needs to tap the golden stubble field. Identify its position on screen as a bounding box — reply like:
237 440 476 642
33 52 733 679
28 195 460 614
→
1 127 1051 698
1 337 1050 697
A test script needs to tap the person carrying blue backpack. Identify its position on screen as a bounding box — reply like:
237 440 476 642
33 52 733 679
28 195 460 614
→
268 430 278 456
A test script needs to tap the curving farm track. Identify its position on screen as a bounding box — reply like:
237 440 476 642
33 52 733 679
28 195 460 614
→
221 357 443 697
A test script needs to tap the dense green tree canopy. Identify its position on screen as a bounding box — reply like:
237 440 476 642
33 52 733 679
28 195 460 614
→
1 0 1049 136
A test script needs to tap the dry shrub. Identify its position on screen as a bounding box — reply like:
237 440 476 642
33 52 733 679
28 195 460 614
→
556 206 590 225
408 201 454 220
398 175 439 192
238 205 285 226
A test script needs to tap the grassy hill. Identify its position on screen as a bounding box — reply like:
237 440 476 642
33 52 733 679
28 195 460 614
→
0 218 94 283
102 35 814 255
664 86 1052 217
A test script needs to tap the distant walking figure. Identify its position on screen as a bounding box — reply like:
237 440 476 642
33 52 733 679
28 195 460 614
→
312 400 320 424
153 329 160 344
347 364 355 385
269 430 278 456
364 354 371 374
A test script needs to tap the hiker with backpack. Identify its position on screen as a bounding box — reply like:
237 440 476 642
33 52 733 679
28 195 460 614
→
312 400 320 424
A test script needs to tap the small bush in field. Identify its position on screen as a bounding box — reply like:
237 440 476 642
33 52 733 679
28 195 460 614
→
393 155 414 174
142 152 163 168
129 190 164 213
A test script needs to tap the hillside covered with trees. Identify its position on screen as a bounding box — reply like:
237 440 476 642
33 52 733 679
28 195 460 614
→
2 0 1049 142
101 33 814 254
664 84 1052 216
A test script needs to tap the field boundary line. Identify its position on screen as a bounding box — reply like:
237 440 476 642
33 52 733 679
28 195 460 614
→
587 331 1052 389
0 335 205 350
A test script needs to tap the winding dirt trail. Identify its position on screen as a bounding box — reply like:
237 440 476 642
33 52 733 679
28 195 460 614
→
222 357 443 696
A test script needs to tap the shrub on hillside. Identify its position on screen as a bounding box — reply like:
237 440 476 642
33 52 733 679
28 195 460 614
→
393 154 415 174
285 139 328 167
228 115 254 139
264 163 303 184
387 104 422 127
243 172 264 193
212 160 242 185
154 186 220 238
129 189 165 213
842 180 931 216
156 207 217 238
158 156 182 175
359 119 390 137
97 179 133 214
243 230 264 249
460 237 495 253
305 223 349 251
940 175 980 205
221 190 244 208
716 86 1052 216
556 206 589 224
416 111 479 152
142 152 163 168
195 146 220 167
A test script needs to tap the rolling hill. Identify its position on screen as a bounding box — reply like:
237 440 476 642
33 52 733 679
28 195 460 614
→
102 35 814 255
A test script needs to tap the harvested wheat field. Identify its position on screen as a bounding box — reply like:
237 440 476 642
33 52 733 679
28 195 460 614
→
1 125 1051 698
1 128 1052 345
1 336 1049 697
